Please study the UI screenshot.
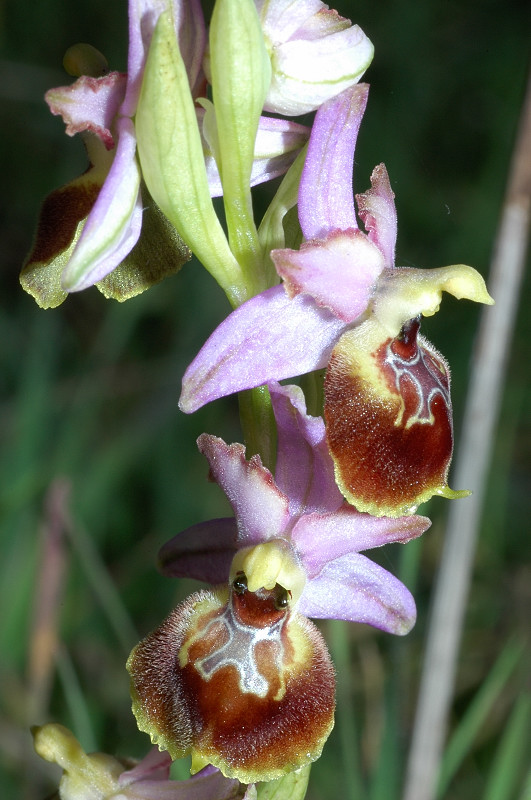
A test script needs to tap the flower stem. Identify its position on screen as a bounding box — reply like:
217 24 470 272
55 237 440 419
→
238 386 277 472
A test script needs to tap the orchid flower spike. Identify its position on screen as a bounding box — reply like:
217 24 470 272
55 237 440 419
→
127 383 430 782
32 723 244 800
180 84 494 517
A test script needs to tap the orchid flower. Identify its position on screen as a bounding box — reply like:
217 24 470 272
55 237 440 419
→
21 0 207 308
256 0 374 115
21 0 310 308
179 84 494 517
127 383 430 782
32 723 246 800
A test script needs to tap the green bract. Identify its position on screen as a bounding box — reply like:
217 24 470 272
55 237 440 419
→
209 0 271 288
135 11 245 306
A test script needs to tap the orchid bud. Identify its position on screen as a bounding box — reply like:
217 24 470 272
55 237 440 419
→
258 0 374 115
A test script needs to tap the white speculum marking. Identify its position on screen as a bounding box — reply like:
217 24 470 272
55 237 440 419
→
195 595 287 698
386 340 450 429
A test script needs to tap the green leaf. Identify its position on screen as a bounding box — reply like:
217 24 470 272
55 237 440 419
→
437 637 525 798
484 692 531 800
256 764 311 800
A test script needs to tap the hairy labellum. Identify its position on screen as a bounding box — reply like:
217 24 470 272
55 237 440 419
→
127 574 335 783
325 315 466 517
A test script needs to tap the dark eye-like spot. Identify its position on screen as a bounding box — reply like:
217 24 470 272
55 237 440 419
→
232 572 248 595
274 586 290 610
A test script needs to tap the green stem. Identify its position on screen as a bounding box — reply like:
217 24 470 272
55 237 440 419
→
238 386 277 472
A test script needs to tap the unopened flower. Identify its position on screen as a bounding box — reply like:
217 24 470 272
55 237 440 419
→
32 723 243 800
257 0 374 115
179 84 493 516
128 383 428 783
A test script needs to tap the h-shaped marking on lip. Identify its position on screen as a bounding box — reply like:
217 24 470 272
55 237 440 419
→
386 339 450 429
195 596 287 698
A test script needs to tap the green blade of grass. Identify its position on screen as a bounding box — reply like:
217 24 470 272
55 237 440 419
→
484 692 531 800
436 637 525 797
328 620 366 800
55 645 97 753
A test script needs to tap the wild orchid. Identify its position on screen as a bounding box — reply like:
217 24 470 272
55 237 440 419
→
33 723 247 800
24 0 495 798
21 0 310 308
179 83 493 516
127 382 430 782
20 0 205 307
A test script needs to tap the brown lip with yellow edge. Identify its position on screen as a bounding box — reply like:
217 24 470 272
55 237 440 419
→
127 579 336 784
324 316 454 517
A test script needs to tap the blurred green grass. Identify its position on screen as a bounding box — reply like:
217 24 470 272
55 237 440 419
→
1 0 530 798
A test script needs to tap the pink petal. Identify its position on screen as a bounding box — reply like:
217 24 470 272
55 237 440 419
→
61 116 142 290
272 228 384 323
292 506 431 576
45 72 127 149
203 114 309 197
197 435 291 544
123 0 206 117
258 0 324 44
119 747 171 784
158 518 237 583
298 84 369 239
356 163 397 268
179 285 344 413
269 382 343 515
121 758 240 799
299 552 417 634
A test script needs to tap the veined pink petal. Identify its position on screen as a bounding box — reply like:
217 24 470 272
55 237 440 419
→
158 518 237 583
292 507 431 577
118 746 241 799
179 285 344 413
203 114 309 197
298 84 369 239
356 163 397 269
257 0 324 43
45 72 127 149
293 7 351 41
269 382 343 516
123 0 206 117
272 228 384 323
197 435 291 544
176 0 207 95
298 552 417 634
61 116 142 291
252 116 309 156
118 747 172 785
123 0 165 116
